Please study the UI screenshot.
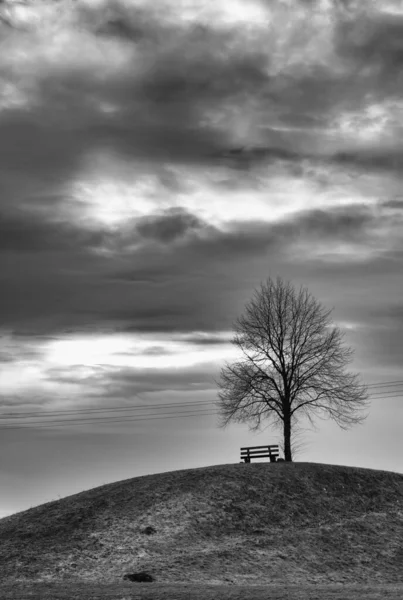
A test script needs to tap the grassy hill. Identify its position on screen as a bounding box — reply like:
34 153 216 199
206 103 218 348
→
0 462 402 585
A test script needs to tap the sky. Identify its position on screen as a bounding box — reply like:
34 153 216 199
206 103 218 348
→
1 0 403 519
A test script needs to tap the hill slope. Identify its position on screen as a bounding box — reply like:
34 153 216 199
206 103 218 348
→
0 462 402 584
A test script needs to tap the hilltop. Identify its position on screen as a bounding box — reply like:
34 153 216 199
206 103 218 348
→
0 462 402 585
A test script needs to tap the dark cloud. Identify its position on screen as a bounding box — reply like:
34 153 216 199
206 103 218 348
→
0 111 84 177
126 345 176 356
0 332 45 365
0 351 15 363
135 208 209 243
105 206 396 332
83 297 235 335
89 364 216 397
382 198 403 209
282 204 375 240
92 10 149 42
44 363 216 397
0 210 110 253
18 21 269 171
176 334 232 346
0 201 394 336
0 246 107 333
43 364 106 388
337 11 403 83
187 204 377 261
331 148 403 173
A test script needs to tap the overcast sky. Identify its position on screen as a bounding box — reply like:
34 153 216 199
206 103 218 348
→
1 0 403 519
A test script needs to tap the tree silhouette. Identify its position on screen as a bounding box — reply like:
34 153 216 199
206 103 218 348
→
217 277 369 461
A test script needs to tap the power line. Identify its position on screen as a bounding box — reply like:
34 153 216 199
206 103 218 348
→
368 384 403 391
368 390 403 398
0 392 401 431
366 379 403 388
368 394 403 400
0 409 218 431
0 391 401 431
0 406 216 427
0 378 402 430
0 399 216 420
1 379 402 420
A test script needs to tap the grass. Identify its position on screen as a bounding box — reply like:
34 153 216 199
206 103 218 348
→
0 462 402 589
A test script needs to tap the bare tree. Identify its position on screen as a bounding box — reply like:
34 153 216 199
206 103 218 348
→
217 277 369 462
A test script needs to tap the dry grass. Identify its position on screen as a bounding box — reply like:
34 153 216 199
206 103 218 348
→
0 462 402 587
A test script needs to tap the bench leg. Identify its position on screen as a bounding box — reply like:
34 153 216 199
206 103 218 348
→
269 455 277 463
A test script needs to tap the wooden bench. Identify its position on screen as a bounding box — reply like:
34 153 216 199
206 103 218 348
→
240 444 280 463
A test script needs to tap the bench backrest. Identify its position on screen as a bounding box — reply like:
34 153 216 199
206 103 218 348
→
240 444 279 461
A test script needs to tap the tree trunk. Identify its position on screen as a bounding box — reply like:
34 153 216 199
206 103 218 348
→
283 411 292 462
